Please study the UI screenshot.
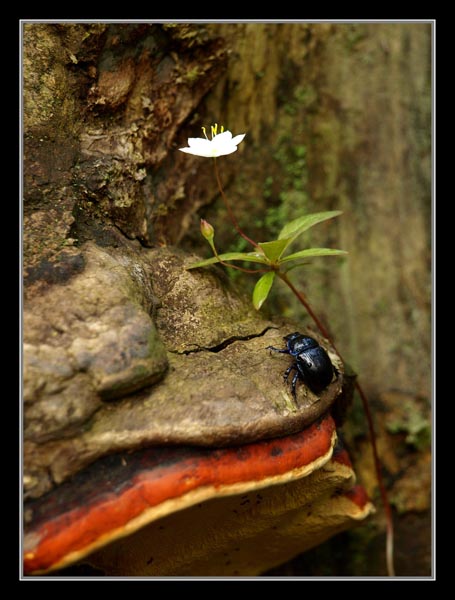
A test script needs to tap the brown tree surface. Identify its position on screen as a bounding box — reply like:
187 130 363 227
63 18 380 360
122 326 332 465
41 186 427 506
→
23 22 432 576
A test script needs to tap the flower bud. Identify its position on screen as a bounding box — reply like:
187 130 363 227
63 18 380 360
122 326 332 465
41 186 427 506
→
200 219 215 242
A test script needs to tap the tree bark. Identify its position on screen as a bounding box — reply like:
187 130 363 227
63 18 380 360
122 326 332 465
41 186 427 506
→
23 22 432 576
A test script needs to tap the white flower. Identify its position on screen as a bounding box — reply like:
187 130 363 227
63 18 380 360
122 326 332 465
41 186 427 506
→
179 125 245 158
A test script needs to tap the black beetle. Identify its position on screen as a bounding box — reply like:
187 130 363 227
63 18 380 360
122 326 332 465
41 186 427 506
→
266 332 336 398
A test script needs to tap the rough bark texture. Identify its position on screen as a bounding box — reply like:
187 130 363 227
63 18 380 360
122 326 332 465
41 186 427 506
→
23 22 432 576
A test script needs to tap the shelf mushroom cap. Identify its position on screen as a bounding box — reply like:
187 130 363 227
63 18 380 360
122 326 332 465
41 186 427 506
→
23 245 369 576
24 244 345 503
24 413 373 576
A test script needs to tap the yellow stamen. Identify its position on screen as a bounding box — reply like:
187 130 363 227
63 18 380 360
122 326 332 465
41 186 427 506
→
220 125 224 133
202 126 208 140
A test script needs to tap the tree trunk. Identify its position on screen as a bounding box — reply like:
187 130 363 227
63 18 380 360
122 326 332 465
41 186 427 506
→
23 22 432 576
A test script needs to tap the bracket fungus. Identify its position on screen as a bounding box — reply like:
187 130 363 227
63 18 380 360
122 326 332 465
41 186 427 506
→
24 413 373 575
23 242 373 576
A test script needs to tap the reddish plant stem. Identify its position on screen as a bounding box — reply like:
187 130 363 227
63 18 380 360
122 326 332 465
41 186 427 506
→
213 158 259 249
278 271 395 577
355 376 395 577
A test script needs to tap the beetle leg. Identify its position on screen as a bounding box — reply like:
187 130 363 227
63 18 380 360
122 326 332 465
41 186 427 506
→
291 370 300 399
283 364 296 383
283 363 300 398
266 345 290 355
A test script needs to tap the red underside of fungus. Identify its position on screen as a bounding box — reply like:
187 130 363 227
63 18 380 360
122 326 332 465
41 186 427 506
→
23 413 369 575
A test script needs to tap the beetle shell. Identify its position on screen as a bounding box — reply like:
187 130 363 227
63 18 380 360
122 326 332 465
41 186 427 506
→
267 332 336 397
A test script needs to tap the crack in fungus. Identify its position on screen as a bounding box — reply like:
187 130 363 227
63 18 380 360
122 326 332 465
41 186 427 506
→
173 326 277 355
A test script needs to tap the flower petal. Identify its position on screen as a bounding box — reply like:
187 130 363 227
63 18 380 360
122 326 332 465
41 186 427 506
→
212 130 233 143
188 138 212 151
179 130 246 158
213 144 239 157
188 137 208 148
179 146 213 157
231 133 246 146
179 147 197 154
180 137 216 157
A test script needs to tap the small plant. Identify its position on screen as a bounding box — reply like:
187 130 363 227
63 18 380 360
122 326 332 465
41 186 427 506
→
179 124 395 576
192 210 346 310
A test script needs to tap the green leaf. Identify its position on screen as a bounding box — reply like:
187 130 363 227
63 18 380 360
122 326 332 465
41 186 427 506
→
186 252 268 270
257 239 290 262
277 211 343 241
280 248 347 263
252 271 275 310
